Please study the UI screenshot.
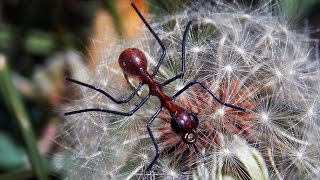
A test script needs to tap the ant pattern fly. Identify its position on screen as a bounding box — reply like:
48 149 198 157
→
64 3 246 171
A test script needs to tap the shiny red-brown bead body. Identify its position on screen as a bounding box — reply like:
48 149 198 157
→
119 48 148 78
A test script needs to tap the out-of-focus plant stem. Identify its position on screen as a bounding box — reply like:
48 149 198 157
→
0 54 48 180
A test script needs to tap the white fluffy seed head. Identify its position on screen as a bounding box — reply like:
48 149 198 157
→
59 0 320 179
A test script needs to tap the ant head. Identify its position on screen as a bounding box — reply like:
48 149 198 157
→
170 111 199 144
119 48 148 77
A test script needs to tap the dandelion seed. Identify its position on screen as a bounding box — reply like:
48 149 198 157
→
307 108 314 117
141 153 148 161
235 47 244 55
174 81 185 92
223 148 231 155
192 46 202 53
296 151 303 160
224 64 233 72
275 69 282 78
287 69 295 75
217 108 225 117
168 169 178 178
260 113 269 122
203 18 215 24
240 14 251 20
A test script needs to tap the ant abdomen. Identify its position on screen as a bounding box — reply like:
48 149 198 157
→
119 48 148 77
170 111 199 144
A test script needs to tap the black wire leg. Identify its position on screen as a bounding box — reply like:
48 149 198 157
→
145 107 163 171
172 81 246 112
64 94 150 116
131 3 166 77
65 77 143 104
161 21 192 86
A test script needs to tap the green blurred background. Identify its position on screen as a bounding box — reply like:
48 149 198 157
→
0 0 319 179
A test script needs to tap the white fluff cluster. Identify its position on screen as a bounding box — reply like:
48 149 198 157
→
58 1 320 179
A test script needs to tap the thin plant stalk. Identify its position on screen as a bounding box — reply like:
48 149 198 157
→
0 54 48 180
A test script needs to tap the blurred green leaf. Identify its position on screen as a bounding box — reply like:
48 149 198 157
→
0 55 48 180
0 133 26 169
24 30 55 55
0 27 14 50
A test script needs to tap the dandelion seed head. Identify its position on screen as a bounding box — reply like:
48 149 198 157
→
60 0 320 179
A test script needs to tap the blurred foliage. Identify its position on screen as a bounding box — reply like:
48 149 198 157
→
0 0 319 179
0 56 48 179
0 133 25 170
279 0 320 21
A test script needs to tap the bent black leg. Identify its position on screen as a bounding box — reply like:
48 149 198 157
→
65 77 143 104
146 107 163 171
131 3 166 77
172 81 246 112
64 94 150 116
161 21 192 87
